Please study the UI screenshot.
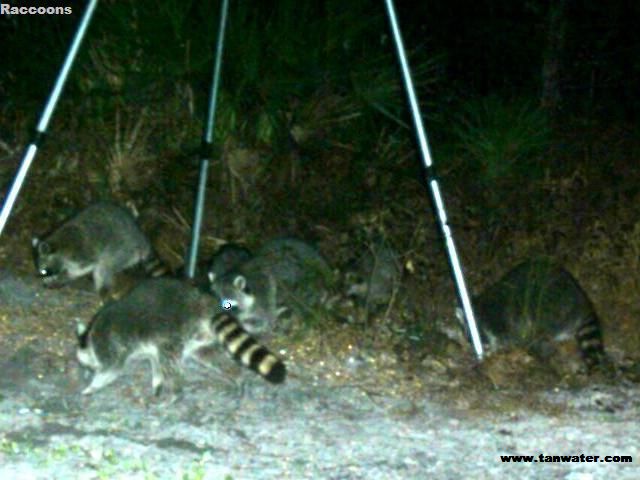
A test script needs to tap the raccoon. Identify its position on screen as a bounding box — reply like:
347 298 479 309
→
209 237 333 333
458 259 607 372
344 236 401 309
103 256 174 302
76 277 286 396
187 243 253 293
208 243 253 280
32 202 167 297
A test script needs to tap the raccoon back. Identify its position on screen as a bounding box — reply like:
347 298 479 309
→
35 202 153 275
471 259 608 372
244 237 333 298
94 277 209 327
474 260 597 343
51 202 150 258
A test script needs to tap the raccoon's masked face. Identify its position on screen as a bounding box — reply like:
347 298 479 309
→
32 237 65 285
209 272 271 333
32 237 87 287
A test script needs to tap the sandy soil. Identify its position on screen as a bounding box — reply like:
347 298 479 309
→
0 270 638 480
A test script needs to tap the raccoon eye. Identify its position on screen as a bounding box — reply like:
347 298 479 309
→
221 298 238 310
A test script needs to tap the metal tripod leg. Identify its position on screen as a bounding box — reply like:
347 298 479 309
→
0 0 99 237
185 0 230 279
383 0 483 360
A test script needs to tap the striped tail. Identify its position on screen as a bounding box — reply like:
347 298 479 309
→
142 250 172 278
576 313 607 372
211 313 286 384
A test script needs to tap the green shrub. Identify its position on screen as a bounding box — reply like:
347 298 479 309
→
452 95 551 186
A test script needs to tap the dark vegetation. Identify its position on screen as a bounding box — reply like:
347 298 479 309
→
1 0 639 393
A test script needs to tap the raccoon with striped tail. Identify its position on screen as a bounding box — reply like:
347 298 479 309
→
32 202 170 300
457 259 611 373
76 277 286 396
209 237 334 333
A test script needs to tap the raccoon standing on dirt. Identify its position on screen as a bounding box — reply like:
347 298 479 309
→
76 277 286 396
32 202 166 297
209 237 333 333
458 259 609 372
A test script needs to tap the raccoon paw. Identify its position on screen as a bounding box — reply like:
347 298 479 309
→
152 377 166 397
149 381 183 407
81 385 96 395
75 319 88 337
82 370 119 395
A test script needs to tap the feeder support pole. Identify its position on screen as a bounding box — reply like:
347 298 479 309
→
0 0 99 237
185 0 230 279
383 0 484 360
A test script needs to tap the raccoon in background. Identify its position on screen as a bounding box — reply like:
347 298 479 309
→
209 237 333 333
208 243 253 280
32 202 167 298
185 243 253 292
458 259 609 372
344 236 401 310
76 277 286 396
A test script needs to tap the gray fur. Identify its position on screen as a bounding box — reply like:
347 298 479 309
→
208 243 253 280
458 259 607 371
345 237 401 308
76 277 286 396
33 202 154 295
209 237 333 333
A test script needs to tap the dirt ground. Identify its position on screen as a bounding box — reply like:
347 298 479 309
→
1 127 639 478
0 268 638 480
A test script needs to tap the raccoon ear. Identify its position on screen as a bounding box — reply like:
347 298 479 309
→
208 271 217 284
233 275 248 292
36 240 51 255
32 237 40 248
